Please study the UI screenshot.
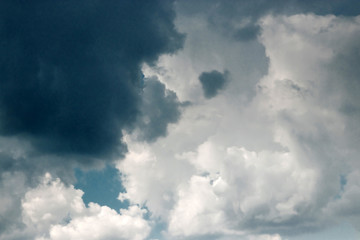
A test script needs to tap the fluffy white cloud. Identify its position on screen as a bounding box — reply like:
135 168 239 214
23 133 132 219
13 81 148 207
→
117 134 195 220
22 173 85 232
168 175 230 237
21 174 150 240
38 204 150 240
167 144 316 236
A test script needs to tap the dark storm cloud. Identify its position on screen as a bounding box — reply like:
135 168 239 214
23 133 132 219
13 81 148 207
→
176 0 360 41
199 70 229 99
136 77 182 142
0 0 184 160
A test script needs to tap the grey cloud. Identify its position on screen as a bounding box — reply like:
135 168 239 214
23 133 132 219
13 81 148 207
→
313 31 360 163
176 0 360 42
0 170 28 239
233 24 262 42
332 40 360 115
199 70 229 99
136 78 182 142
0 0 184 161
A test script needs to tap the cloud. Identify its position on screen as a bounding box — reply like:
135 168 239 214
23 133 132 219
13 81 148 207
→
142 11 269 104
168 144 318 236
134 77 183 142
22 173 85 233
1 1 360 240
117 13 360 239
233 24 262 42
2 173 151 240
39 204 150 240
176 0 360 42
168 175 230 237
0 0 184 161
199 70 229 99
324 170 360 230
0 1 184 238
0 171 27 236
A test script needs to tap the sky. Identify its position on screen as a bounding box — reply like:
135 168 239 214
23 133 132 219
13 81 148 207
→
0 1 360 240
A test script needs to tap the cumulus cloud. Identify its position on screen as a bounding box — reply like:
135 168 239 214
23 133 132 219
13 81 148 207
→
199 70 229 99
39 204 150 240
168 175 230 237
10 173 150 240
117 12 360 240
165 143 318 237
22 173 85 232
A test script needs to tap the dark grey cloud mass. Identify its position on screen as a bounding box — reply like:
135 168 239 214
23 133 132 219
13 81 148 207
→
199 70 229 99
176 0 360 41
0 0 184 161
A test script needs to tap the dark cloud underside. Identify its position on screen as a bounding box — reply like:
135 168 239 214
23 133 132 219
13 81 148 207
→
0 0 184 160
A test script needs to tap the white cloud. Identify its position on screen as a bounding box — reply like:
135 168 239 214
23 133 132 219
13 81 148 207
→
117 134 195 220
21 173 150 240
168 175 230 237
247 234 282 240
38 204 150 240
142 12 268 104
118 13 360 239
168 143 316 236
257 14 360 220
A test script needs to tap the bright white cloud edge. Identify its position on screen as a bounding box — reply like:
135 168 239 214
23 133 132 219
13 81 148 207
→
119 13 360 240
